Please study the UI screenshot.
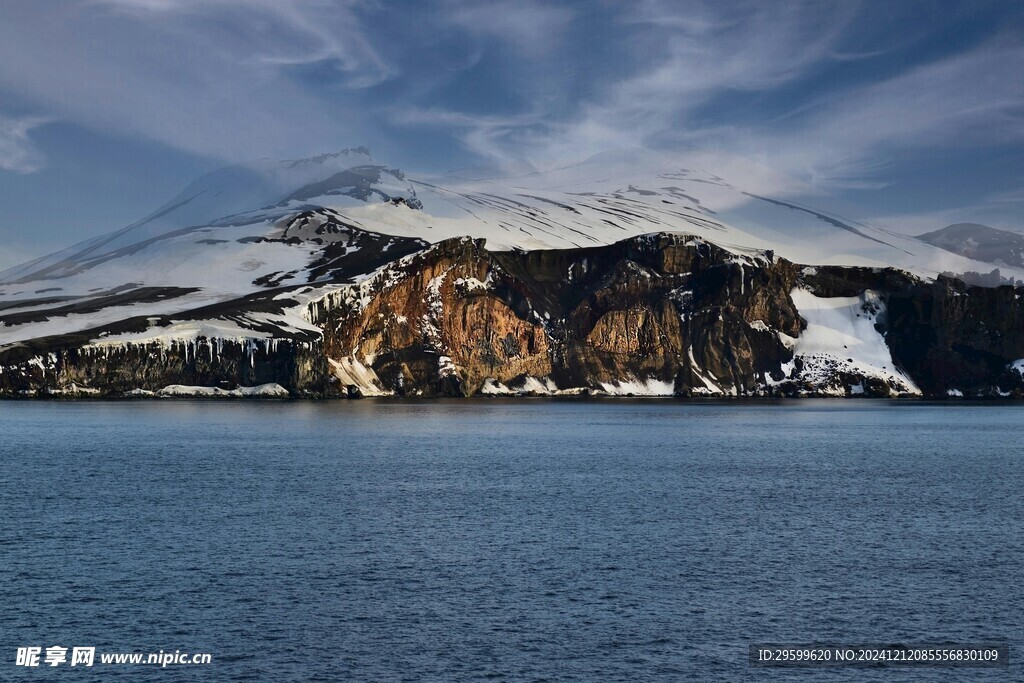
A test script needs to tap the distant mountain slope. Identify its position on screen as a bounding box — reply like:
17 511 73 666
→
916 223 1024 269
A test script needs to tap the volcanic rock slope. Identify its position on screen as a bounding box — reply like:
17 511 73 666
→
1 149 1022 398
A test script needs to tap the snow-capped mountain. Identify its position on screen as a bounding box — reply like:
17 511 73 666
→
5 148 1019 287
2 148 1016 342
917 223 1024 270
2 148 1023 399
0 147 420 287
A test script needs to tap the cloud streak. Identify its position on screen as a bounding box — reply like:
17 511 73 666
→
0 1 391 165
445 0 575 57
93 0 392 84
384 1 873 170
396 0 1024 197
0 116 49 174
738 39 1024 189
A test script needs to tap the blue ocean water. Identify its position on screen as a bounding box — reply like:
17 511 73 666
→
1 399 1021 681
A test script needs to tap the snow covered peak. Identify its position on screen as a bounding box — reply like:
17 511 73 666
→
136 146 412 232
4 146 1024 295
3 146 1024 359
280 147 374 168
0 148 420 285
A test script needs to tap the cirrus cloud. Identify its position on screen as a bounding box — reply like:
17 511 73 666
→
0 116 49 174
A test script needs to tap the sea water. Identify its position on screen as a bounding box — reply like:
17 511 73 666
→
1 400 1021 680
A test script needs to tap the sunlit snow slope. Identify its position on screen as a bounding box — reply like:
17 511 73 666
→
1 147 1017 348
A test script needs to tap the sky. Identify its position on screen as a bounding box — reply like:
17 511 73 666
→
0 0 1022 269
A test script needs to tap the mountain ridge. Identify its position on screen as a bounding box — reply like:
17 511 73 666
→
1 150 1022 399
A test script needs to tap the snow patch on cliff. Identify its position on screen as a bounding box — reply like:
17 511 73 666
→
788 288 920 395
157 383 289 397
45 382 101 396
598 378 675 396
328 357 390 396
687 345 725 395
481 376 559 395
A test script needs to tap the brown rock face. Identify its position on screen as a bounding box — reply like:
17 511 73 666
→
316 238 552 396
315 234 806 396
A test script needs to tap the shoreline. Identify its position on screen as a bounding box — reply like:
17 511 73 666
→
2 392 1019 402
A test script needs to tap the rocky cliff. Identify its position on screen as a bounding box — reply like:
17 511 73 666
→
2 233 1023 398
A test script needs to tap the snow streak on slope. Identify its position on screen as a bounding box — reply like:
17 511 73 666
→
5 148 1017 290
392 151 1019 280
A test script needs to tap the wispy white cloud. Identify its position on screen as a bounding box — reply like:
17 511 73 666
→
393 0 1024 203
734 40 1024 190
0 0 1021 216
389 0 871 172
91 0 392 86
987 187 1024 206
445 0 575 57
869 184 1024 236
0 115 49 173
0 1 392 164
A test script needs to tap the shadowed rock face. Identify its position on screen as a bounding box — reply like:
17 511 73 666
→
797 265 1024 396
2 232 1023 399
500 236 804 396
886 282 1024 395
0 338 327 397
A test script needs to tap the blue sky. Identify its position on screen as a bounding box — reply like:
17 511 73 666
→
1 0 1022 268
